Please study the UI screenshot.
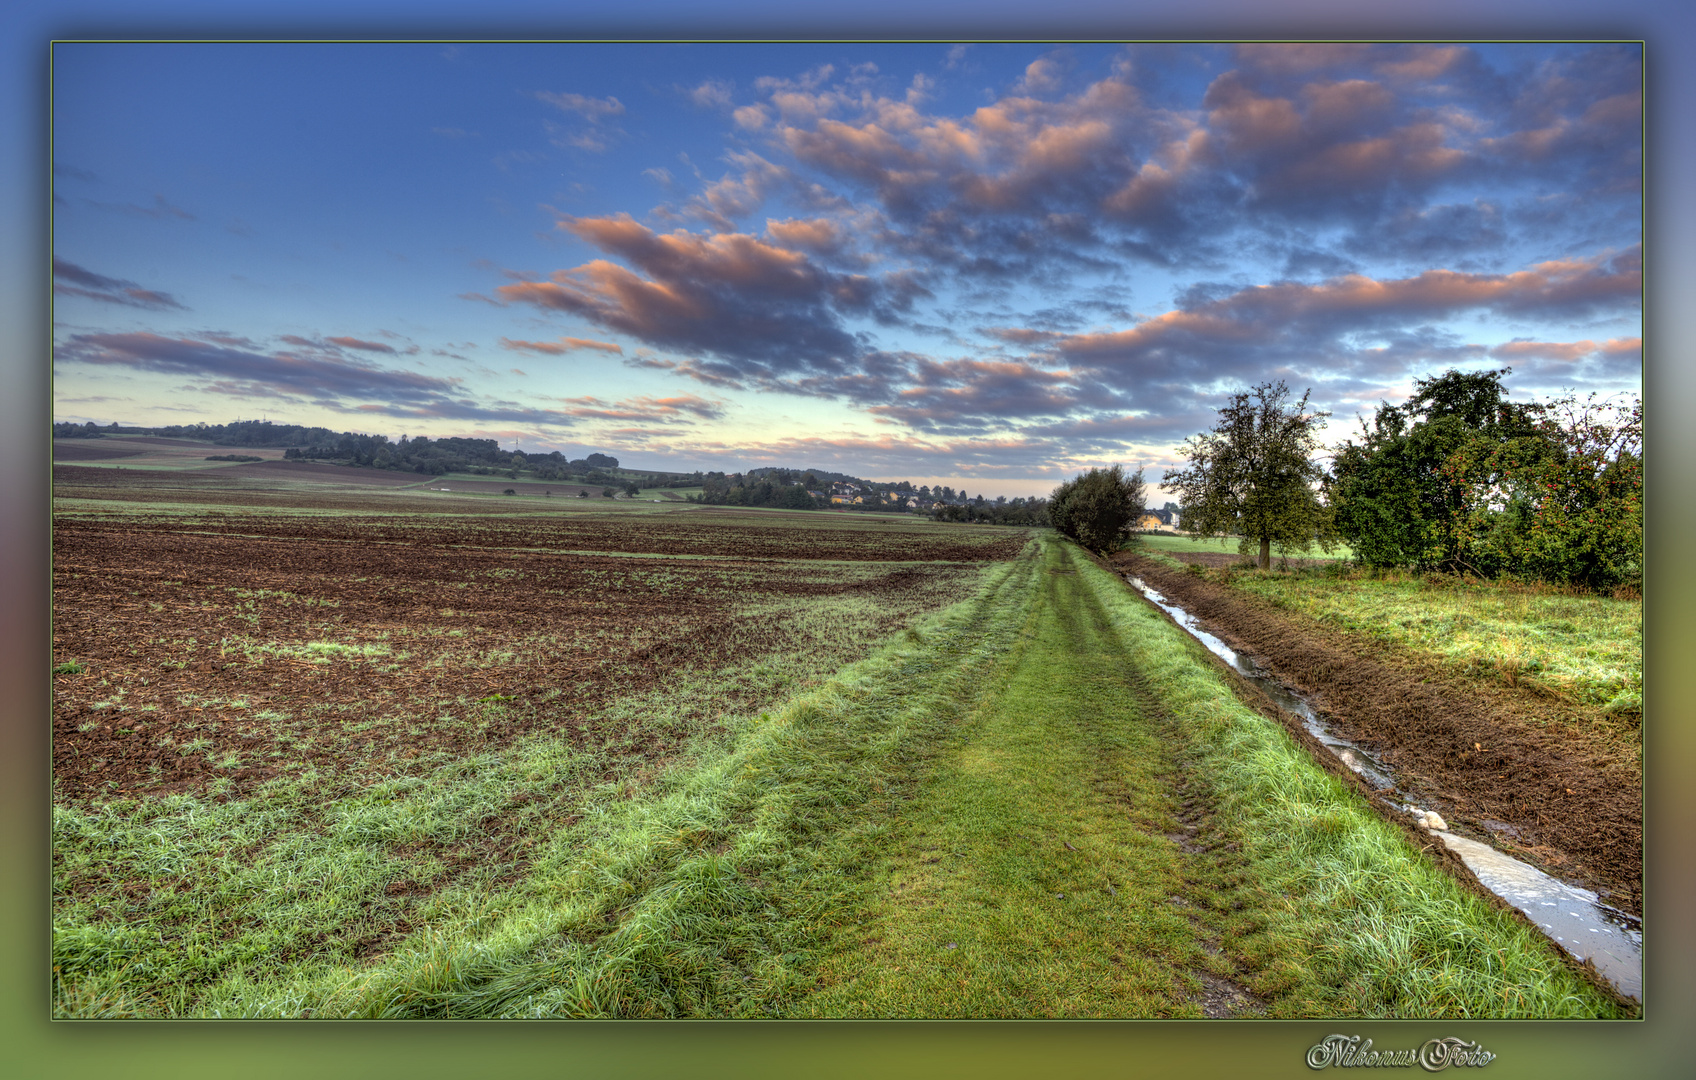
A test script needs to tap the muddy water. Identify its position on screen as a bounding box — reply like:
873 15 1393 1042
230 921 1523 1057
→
1126 575 1642 1001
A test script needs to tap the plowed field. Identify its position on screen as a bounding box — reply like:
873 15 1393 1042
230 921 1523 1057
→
53 508 1022 804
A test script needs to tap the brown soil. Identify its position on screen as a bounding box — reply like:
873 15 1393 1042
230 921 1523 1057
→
52 441 148 462
1111 551 1642 917
53 507 1014 806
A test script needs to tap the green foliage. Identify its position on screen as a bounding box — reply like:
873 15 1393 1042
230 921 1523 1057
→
1050 465 1146 553
1454 394 1641 591
930 496 1049 526
696 473 825 511
54 659 87 675
1329 370 1640 591
1329 369 1542 572
1163 382 1336 569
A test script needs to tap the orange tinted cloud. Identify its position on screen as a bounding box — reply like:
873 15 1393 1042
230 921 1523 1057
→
1054 249 1640 364
326 336 397 353
499 336 623 356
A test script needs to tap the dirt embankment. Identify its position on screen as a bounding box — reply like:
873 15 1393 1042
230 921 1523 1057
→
1112 551 1642 917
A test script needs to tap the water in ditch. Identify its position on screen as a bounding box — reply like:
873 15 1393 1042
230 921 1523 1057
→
1126 574 1642 1001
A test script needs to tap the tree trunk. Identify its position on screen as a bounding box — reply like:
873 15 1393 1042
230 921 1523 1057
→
1258 536 1271 571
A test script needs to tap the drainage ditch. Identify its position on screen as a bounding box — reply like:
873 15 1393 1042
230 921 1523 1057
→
1127 574 1642 1001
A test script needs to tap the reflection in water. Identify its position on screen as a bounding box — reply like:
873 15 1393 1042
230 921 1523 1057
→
1125 574 1642 1001
1437 832 1642 1000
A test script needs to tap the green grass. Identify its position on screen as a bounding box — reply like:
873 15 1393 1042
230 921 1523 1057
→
796 543 1216 1017
1132 532 1356 561
792 539 1619 1018
1220 567 1641 720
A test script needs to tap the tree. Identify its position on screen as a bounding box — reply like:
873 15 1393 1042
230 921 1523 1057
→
1435 390 1640 589
1050 465 1147 554
1328 368 1543 574
1163 381 1336 570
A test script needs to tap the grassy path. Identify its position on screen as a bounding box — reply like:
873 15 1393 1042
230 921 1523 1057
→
795 540 1247 1018
788 537 1627 1019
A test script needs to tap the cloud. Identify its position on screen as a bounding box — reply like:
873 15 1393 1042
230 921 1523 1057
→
863 357 1103 432
1052 246 1641 373
1488 336 1640 363
55 332 462 403
53 258 187 310
535 91 625 120
85 193 195 220
54 330 695 430
493 214 927 384
664 150 849 231
763 64 1221 283
1018 55 1068 94
733 104 770 130
689 80 734 109
738 44 1638 293
499 335 624 356
554 393 725 423
326 336 398 353
536 91 627 153
762 215 861 261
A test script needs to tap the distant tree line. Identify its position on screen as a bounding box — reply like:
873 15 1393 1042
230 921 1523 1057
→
930 494 1052 526
50 418 713 490
694 471 823 510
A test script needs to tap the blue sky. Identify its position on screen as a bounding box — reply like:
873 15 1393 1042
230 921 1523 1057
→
51 41 1642 494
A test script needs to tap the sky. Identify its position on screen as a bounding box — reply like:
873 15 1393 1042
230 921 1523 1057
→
51 41 1642 496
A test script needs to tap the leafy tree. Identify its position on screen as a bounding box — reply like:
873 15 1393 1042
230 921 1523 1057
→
1329 369 1543 574
1439 392 1640 589
1050 465 1147 553
1163 381 1336 570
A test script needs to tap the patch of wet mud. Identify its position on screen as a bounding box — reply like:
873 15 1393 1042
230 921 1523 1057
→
1114 552 1641 918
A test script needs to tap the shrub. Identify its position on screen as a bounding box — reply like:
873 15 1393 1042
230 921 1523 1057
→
1050 465 1146 554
